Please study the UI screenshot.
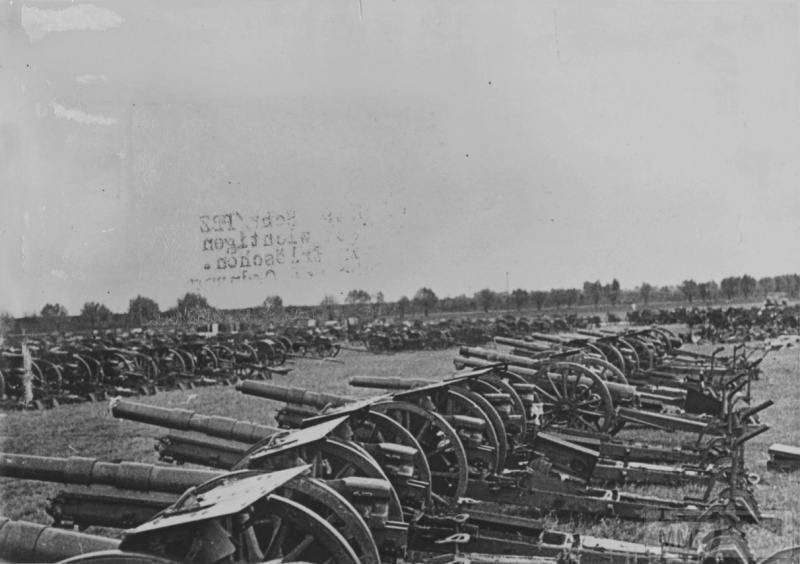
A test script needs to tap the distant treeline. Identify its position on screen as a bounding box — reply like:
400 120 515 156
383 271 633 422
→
3 273 799 336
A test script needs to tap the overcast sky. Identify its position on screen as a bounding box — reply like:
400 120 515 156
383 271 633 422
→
2 0 799 316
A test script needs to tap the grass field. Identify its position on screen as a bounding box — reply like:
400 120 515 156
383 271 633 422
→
1 343 800 557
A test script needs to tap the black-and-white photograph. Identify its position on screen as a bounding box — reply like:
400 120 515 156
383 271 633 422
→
2 1 800 562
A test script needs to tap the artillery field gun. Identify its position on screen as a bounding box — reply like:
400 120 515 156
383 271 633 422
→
0 326 797 564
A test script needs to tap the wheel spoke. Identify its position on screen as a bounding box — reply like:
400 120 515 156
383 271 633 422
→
532 384 559 404
334 462 353 479
283 534 315 561
264 517 286 559
415 420 432 441
545 372 563 398
575 400 599 410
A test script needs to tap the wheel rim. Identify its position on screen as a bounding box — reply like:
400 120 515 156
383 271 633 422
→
281 477 380 564
350 410 433 510
374 401 469 500
434 389 500 474
257 494 361 564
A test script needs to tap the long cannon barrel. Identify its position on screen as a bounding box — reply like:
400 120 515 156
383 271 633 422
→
455 356 637 402
348 376 435 390
575 330 605 338
493 337 551 352
459 346 547 368
237 380 354 408
0 453 221 493
528 332 573 344
111 399 278 443
0 518 119 563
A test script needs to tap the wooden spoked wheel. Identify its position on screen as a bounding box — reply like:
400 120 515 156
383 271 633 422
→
614 338 642 374
130 352 159 386
349 410 433 510
280 477 380 564
426 389 500 475
252 494 361 564
235 437 404 524
530 361 615 433
593 341 628 377
373 401 469 501
56 552 182 564
473 372 530 442
447 386 508 469
579 355 628 385
173 348 196 373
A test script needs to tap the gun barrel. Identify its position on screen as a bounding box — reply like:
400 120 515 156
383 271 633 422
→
0 518 119 563
493 337 551 352
456 356 636 402
237 380 353 408
575 330 605 338
0 453 220 493
528 332 571 344
348 376 434 390
459 346 546 369
112 399 277 443
734 425 770 448
740 400 774 421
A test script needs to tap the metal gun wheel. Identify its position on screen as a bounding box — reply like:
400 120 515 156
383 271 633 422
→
530 361 615 433
593 341 628 377
446 385 509 469
373 401 469 500
579 356 628 385
625 336 656 370
614 338 642 374
174 348 196 373
236 435 405 524
56 552 181 564
428 389 501 474
255 494 361 564
281 477 380 564
350 410 433 509
471 373 529 441
156 349 186 378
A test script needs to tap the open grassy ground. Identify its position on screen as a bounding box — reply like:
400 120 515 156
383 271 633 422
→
1 344 799 557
